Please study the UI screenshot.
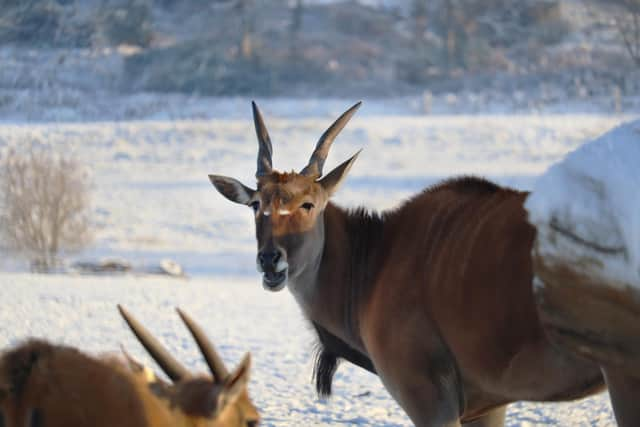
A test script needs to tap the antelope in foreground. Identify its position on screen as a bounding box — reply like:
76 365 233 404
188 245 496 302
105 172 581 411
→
0 306 259 427
209 102 607 427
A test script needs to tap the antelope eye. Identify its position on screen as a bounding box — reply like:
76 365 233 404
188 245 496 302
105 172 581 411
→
249 201 260 212
301 202 314 211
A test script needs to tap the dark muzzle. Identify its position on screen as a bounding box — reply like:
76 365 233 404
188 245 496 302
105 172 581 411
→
257 249 287 291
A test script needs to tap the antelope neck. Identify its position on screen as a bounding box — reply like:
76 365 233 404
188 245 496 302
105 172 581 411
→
288 202 386 351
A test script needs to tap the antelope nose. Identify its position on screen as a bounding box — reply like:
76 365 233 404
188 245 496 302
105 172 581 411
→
258 250 281 271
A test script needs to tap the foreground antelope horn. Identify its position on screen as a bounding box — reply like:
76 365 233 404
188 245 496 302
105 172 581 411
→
300 101 361 178
176 307 230 380
117 304 190 381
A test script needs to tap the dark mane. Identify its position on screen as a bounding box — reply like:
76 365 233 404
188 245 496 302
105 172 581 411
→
312 338 339 397
343 207 386 339
311 322 376 397
308 206 383 397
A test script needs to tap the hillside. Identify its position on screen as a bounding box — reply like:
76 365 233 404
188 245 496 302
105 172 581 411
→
0 0 638 120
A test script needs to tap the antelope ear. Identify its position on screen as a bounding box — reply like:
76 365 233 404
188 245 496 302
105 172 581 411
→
318 150 360 196
120 345 158 383
120 345 145 373
218 353 251 407
209 175 256 205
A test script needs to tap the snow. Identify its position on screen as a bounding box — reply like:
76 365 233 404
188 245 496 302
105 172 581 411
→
525 119 640 288
0 104 633 425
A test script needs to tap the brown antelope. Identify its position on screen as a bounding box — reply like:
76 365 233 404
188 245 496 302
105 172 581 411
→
209 102 606 427
0 306 259 427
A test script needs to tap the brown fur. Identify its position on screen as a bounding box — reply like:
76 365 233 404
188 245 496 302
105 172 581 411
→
0 339 158 427
214 171 605 426
0 338 258 427
353 178 604 420
329 177 604 422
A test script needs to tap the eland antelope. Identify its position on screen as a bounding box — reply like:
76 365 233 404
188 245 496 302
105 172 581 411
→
0 306 259 427
209 102 605 427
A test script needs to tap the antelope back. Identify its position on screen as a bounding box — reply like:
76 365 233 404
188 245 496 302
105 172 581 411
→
0 308 259 427
0 339 160 427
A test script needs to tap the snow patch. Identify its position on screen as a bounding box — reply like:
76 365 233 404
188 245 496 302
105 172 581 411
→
526 119 640 287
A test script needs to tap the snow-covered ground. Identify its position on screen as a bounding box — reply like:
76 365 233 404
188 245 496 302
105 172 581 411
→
0 103 634 425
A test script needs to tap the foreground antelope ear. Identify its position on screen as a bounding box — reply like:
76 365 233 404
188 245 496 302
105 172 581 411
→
120 345 158 383
120 345 145 373
218 353 251 407
209 175 256 205
318 150 361 196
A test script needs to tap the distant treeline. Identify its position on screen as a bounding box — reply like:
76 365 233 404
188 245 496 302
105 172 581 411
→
0 0 637 97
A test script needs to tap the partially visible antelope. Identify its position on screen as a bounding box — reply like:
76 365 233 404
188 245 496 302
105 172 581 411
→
209 102 606 427
0 306 259 427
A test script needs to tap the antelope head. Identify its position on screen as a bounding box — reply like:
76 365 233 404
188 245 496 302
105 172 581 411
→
210 102 361 292
118 305 260 427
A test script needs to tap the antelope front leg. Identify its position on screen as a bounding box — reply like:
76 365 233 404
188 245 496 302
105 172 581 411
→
602 367 640 427
363 313 463 427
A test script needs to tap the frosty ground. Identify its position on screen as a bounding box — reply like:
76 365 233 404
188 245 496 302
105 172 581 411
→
0 106 634 426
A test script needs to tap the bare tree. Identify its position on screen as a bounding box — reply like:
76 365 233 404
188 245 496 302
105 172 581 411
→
613 0 640 66
0 147 92 272
596 0 640 66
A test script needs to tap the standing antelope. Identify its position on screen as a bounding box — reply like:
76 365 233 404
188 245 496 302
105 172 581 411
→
209 102 605 427
0 306 259 427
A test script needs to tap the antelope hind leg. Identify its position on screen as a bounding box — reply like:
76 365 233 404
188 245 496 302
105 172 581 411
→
462 406 506 427
602 367 640 427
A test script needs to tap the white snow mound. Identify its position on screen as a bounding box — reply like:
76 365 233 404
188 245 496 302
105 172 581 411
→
525 119 640 287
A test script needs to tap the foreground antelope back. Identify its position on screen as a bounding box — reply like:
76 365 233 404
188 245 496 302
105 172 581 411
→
0 306 259 427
